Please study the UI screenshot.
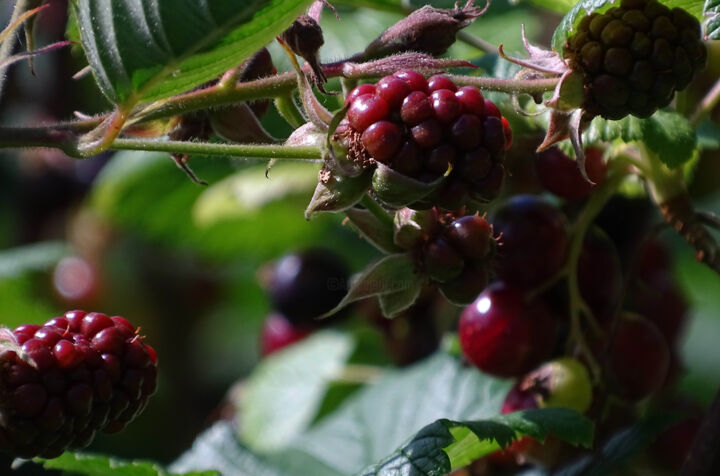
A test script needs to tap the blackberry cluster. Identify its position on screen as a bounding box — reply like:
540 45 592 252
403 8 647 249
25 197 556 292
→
565 0 706 119
0 311 157 459
344 71 511 210
394 208 496 305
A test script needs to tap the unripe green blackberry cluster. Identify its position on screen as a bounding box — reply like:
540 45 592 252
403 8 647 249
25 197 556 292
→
565 0 706 119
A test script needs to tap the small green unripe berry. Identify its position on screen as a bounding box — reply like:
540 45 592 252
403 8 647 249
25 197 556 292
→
526 357 593 414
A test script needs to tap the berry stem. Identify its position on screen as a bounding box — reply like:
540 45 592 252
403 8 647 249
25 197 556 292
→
565 168 628 380
690 76 720 127
110 138 324 160
448 74 559 96
0 0 32 97
359 194 394 230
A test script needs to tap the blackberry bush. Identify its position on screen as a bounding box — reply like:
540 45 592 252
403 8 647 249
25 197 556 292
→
0 0 718 474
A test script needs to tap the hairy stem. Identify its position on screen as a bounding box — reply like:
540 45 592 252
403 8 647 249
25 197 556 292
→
0 0 31 97
110 139 323 160
449 74 559 96
690 76 720 126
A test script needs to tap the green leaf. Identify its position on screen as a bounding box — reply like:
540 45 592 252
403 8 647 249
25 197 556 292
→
554 413 682 476
73 0 314 104
552 0 705 54
359 408 593 475
584 111 697 168
91 151 338 260
0 276 58 329
38 452 217 476
524 0 576 14
172 353 512 476
193 162 319 226
240 332 355 452
377 274 425 317
706 0 720 39
321 253 418 317
0 241 66 278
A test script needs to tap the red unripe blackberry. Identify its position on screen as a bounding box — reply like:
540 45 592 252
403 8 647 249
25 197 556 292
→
361 120 402 163
0 311 157 458
631 271 688 345
536 146 607 200
344 73 510 209
445 215 494 263
347 94 389 132
492 195 569 288
438 266 489 306
455 86 485 115
344 83 375 106
459 283 557 377
427 74 457 93
606 314 670 401
260 313 312 356
423 239 464 283
376 76 411 109
430 89 461 123
393 70 428 93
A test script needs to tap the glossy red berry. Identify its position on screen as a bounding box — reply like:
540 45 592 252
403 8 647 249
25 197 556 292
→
492 195 569 288
444 215 494 263
393 70 428 92
455 86 485 115
347 94 389 132
344 83 375 106
427 74 457 92
430 89 461 123
260 313 312 356
459 283 557 377
362 120 402 163
0 311 157 458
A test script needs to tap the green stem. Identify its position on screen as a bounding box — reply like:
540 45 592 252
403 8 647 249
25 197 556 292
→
360 194 394 229
274 93 306 129
110 138 323 160
456 31 497 54
690 76 720 127
566 169 628 380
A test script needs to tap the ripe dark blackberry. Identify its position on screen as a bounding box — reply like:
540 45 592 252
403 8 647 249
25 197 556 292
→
268 248 349 324
565 0 706 119
345 72 510 209
459 282 557 377
0 311 157 458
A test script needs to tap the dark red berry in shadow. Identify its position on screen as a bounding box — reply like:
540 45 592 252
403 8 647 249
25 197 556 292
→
492 195 569 287
536 146 607 200
411 119 443 149
423 238 464 283
445 215 494 262
578 227 623 320
607 314 670 401
451 114 483 150
459 282 557 377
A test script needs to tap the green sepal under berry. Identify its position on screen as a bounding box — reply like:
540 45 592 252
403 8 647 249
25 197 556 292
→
344 207 402 254
305 169 373 220
372 163 448 208
318 253 420 319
